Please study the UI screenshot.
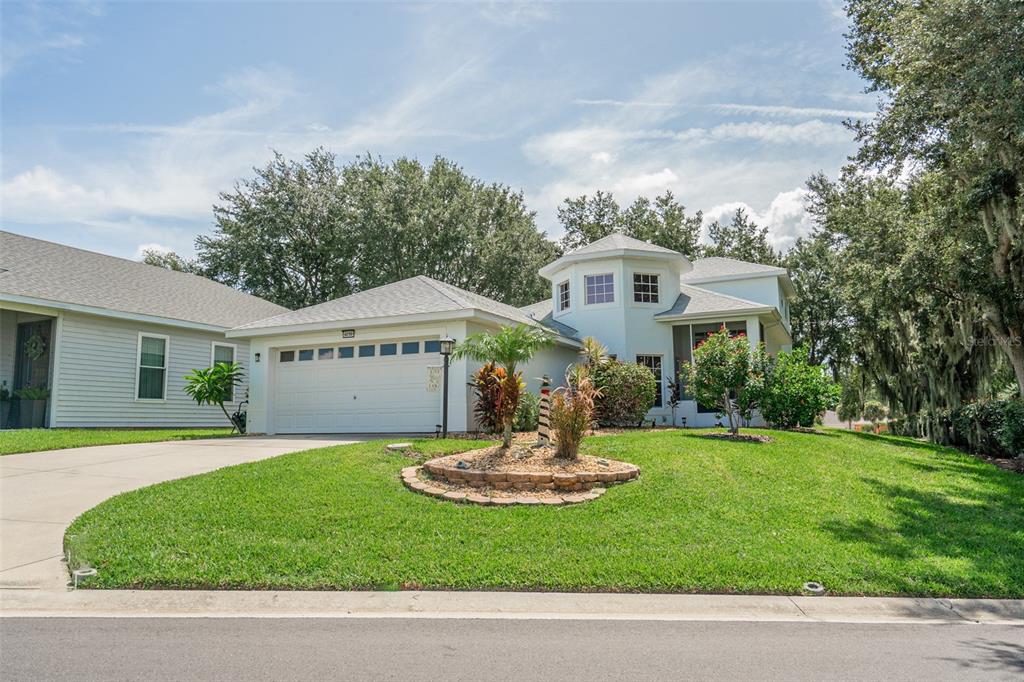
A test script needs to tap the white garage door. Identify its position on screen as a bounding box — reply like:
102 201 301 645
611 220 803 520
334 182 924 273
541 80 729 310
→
273 340 443 433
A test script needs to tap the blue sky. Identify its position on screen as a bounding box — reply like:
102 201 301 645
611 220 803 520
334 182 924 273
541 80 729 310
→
1 1 871 260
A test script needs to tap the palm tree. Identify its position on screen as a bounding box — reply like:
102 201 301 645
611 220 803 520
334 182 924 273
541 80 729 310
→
453 324 555 447
578 336 610 368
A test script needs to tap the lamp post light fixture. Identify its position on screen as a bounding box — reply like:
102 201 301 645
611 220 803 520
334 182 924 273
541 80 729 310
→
439 336 455 438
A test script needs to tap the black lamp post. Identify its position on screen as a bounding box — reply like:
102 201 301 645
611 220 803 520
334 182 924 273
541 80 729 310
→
439 336 455 438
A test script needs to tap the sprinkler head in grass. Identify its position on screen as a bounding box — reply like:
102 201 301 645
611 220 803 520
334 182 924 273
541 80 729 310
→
73 567 97 589
802 581 825 595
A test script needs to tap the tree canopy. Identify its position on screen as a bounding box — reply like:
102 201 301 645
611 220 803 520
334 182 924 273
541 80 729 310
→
191 149 558 309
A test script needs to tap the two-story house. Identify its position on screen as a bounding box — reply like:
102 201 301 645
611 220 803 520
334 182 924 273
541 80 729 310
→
235 233 794 433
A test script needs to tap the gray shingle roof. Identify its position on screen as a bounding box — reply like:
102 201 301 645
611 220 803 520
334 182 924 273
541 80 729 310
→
654 284 769 319
235 275 578 339
568 232 681 257
518 299 579 338
680 256 786 282
0 231 287 328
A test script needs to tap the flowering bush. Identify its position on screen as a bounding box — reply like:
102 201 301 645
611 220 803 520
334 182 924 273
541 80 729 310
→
683 326 760 434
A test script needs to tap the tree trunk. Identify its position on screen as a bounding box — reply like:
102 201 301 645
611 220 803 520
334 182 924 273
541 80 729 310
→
219 403 236 433
502 421 513 448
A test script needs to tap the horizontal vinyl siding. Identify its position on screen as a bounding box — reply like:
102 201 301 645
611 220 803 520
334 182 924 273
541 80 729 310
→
54 312 250 427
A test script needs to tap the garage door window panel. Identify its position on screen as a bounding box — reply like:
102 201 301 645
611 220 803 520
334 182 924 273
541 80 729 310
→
359 345 375 357
338 346 354 359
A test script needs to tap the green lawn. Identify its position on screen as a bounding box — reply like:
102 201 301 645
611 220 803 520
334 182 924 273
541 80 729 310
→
65 429 1024 597
1 428 234 455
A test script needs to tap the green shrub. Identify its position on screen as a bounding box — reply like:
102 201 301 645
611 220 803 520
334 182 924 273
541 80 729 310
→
755 347 840 428
513 391 540 432
998 399 1024 457
592 361 657 427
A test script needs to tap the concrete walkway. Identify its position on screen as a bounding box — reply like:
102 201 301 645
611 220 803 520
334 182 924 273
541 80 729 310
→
0 435 364 589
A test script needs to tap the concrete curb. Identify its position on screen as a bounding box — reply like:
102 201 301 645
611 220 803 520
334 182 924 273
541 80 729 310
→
2 589 1021 624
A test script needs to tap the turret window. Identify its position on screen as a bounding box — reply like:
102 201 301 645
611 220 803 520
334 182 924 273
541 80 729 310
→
558 280 570 311
633 273 660 303
584 273 614 304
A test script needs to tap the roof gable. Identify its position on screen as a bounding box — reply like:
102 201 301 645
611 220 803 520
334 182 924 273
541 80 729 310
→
0 231 287 328
654 284 769 319
680 256 786 282
233 275 579 339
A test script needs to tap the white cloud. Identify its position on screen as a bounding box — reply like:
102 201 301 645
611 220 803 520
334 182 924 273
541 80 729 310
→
703 188 815 253
477 2 554 27
133 242 173 260
574 98 674 108
712 103 874 120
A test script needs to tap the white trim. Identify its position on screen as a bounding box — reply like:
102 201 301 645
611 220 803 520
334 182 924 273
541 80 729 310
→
211 341 237 402
135 332 170 402
211 341 237 366
47 313 64 428
0 293 230 333
539 247 687 279
556 279 571 314
630 271 662 306
583 272 616 306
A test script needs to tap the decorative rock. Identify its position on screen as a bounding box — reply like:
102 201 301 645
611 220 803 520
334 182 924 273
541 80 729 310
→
424 486 447 496
528 472 553 483
597 471 618 483
506 471 533 483
491 498 517 506
466 494 492 506
540 497 564 505
463 470 486 483
387 443 414 451
515 497 541 505
485 471 507 483
553 473 577 488
577 472 597 482
442 491 467 501
492 481 513 490
562 494 588 504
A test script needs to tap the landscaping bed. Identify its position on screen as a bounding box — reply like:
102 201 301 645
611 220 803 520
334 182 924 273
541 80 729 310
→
64 429 1024 597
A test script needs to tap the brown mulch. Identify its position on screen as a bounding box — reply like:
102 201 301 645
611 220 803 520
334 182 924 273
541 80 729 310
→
698 432 775 444
432 443 635 475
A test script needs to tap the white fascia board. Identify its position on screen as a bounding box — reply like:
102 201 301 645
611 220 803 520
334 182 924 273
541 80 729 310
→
226 309 478 339
0 293 229 333
654 305 775 323
539 248 686 280
680 270 787 286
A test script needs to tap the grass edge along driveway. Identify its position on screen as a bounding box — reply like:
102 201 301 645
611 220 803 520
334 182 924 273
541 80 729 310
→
66 429 1024 597
1 428 234 455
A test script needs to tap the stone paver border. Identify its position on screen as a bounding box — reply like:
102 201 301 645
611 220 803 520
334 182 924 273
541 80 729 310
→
402 466 608 506
421 457 639 492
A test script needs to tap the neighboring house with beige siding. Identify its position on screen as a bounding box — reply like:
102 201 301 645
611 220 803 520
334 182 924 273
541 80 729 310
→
0 231 286 429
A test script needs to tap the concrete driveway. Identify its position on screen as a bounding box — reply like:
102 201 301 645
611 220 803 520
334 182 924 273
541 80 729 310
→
0 435 367 589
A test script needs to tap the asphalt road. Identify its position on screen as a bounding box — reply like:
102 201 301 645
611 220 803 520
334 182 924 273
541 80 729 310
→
2 617 1022 681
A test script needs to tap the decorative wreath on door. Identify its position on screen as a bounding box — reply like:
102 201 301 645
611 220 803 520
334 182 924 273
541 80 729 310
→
24 334 47 361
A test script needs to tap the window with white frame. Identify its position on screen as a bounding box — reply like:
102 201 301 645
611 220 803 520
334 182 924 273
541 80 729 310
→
584 273 614 304
137 333 168 400
632 273 660 303
211 342 236 401
636 354 663 407
558 280 570 311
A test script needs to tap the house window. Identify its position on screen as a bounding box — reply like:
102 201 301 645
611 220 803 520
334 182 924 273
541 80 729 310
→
212 343 237 401
424 340 441 353
585 273 614 304
558 280 570 311
136 333 168 400
359 345 375 357
280 350 295 362
318 348 335 360
633 273 659 303
380 343 397 356
298 349 314 361
338 346 354 359
402 341 420 354
636 354 663 408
